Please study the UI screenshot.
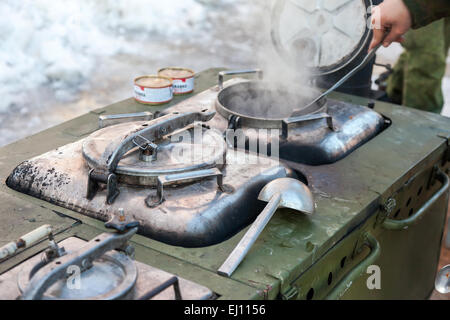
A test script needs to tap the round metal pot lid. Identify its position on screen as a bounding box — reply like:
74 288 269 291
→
18 251 137 300
216 81 327 129
271 0 372 76
83 121 227 185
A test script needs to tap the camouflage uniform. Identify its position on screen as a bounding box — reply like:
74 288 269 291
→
387 0 450 114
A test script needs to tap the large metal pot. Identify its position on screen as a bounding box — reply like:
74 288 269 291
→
215 69 332 130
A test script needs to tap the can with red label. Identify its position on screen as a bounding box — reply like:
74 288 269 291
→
134 75 173 105
158 67 195 95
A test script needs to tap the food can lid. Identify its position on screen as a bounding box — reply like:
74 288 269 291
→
271 0 372 76
158 67 195 79
134 75 173 88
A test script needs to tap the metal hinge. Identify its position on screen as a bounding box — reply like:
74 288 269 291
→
87 169 120 205
281 286 299 300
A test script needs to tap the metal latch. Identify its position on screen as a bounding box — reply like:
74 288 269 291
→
375 197 397 227
133 135 159 162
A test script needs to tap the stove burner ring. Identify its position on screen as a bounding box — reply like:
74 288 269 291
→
216 81 327 129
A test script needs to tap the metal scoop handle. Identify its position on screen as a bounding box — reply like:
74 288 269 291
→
218 193 282 277
291 42 383 117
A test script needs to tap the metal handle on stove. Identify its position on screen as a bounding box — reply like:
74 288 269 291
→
218 69 264 90
146 168 229 208
326 233 381 300
99 112 154 129
107 110 216 172
382 168 449 231
282 113 337 138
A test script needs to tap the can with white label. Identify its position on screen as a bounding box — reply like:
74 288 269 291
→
134 75 173 105
158 67 195 95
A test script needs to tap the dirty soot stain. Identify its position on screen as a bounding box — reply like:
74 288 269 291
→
6 161 71 197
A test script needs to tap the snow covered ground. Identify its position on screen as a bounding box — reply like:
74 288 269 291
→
0 0 448 147
0 0 263 146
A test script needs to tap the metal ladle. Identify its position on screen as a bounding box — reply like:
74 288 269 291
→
290 42 384 117
435 265 450 294
218 178 314 277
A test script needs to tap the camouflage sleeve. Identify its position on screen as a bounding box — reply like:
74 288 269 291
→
403 0 450 28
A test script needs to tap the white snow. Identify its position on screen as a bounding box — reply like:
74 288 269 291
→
0 0 241 113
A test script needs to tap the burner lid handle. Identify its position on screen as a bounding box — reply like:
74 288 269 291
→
106 110 216 173
218 69 263 90
146 168 233 208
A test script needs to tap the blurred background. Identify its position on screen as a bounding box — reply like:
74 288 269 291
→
0 0 449 147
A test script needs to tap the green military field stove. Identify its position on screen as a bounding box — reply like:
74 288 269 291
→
0 0 449 300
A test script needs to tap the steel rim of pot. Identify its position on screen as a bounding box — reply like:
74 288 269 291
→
215 81 328 129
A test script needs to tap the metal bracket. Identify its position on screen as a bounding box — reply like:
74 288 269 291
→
282 113 337 139
87 169 120 205
227 115 242 131
218 69 263 90
145 168 231 208
99 112 153 129
224 115 242 147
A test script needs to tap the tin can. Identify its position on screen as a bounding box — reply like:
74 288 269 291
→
134 75 173 105
158 67 195 95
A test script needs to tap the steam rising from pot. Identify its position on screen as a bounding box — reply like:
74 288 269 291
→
221 0 316 119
